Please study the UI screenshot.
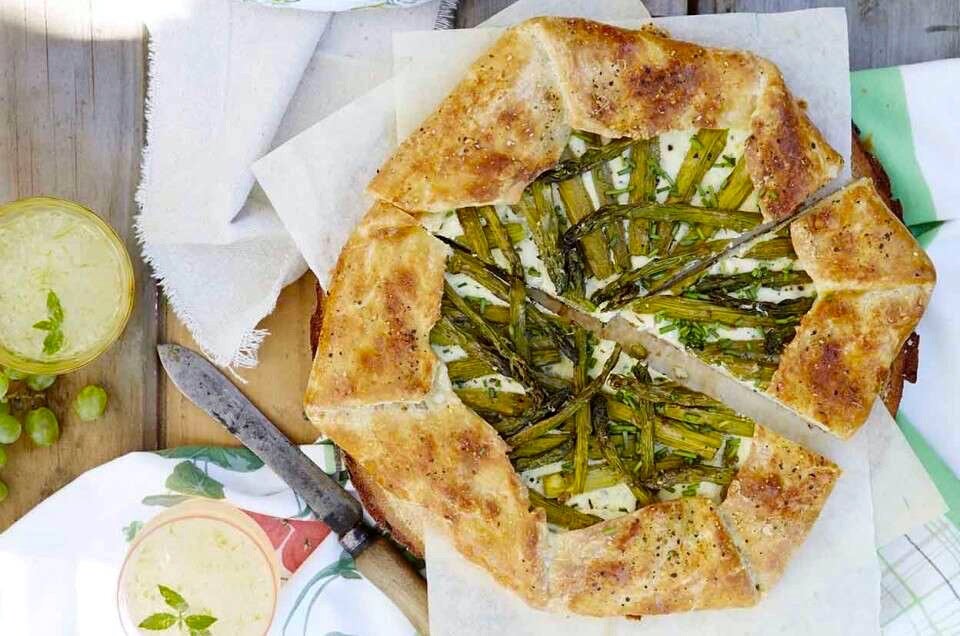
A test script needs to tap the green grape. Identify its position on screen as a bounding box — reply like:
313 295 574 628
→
0 446 6 469
0 401 8 416
0 479 7 503
25 408 59 447
25 374 56 391
0 373 7 401
3 367 28 381
0 414 21 444
74 385 108 421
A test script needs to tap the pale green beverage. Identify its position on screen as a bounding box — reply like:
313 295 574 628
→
0 197 134 374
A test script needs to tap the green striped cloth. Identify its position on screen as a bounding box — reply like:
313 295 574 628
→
855 60 960 635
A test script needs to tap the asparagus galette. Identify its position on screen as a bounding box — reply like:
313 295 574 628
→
304 18 933 616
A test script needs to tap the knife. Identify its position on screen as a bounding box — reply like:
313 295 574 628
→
157 344 429 635
524 197 826 346
641 201 820 297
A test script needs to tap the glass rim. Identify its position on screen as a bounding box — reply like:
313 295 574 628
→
115 499 280 636
0 196 135 375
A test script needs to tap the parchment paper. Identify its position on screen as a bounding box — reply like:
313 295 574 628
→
255 77 396 288
251 4 945 632
867 401 946 546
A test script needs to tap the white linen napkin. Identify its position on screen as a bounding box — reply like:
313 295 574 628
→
136 0 436 368
137 0 326 367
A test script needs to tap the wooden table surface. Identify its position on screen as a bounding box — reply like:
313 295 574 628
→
0 0 956 530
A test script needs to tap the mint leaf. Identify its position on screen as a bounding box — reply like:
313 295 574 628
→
33 290 65 355
184 614 217 630
157 584 188 612
138 613 178 630
122 520 143 542
42 330 64 356
47 290 64 323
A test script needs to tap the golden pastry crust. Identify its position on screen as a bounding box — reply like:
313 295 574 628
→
368 25 570 213
528 18 761 138
718 426 840 591
307 15 892 619
369 17 840 220
305 208 839 616
548 497 759 616
345 455 427 558
768 286 931 438
304 202 447 411
311 15 941 616
314 395 548 605
760 178 935 437
790 177 936 290
747 72 843 219
849 134 920 415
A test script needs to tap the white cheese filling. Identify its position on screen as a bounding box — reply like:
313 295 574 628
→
444 272 505 306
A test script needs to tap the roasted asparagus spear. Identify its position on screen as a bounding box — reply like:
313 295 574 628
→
507 343 622 447
528 489 602 529
563 203 761 248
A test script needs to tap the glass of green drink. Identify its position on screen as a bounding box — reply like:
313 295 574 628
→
0 197 135 375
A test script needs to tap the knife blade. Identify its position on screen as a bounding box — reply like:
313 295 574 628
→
158 344 429 634
158 344 363 536
642 201 819 297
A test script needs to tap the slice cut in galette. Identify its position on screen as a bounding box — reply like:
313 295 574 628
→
304 17 933 616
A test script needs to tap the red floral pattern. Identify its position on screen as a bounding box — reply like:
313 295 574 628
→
243 510 332 574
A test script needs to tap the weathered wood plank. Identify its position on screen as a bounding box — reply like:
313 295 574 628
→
638 0 690 17
457 0 688 28
456 0 515 27
0 0 156 530
696 0 959 70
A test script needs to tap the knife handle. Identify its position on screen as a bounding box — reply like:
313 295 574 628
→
354 536 430 635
